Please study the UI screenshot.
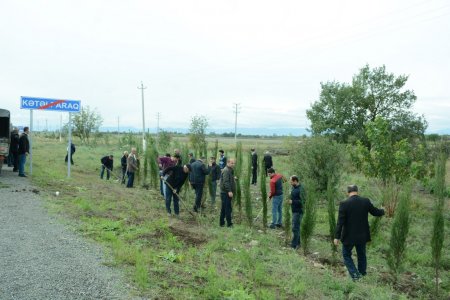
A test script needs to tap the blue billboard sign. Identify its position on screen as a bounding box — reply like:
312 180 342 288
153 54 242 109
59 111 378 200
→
20 96 81 112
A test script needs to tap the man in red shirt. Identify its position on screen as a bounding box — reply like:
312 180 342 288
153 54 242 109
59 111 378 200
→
267 168 284 229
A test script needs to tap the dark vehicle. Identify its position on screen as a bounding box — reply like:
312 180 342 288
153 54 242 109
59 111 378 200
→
0 109 11 174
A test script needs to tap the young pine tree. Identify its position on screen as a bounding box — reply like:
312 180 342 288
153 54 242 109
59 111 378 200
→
243 153 253 227
301 180 318 255
259 163 268 231
283 180 292 246
326 178 338 262
431 151 446 297
235 142 243 219
387 183 412 280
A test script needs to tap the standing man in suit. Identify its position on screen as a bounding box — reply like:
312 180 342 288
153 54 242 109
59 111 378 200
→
334 185 385 280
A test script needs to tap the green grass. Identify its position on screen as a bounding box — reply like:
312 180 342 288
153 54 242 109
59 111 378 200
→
26 133 449 299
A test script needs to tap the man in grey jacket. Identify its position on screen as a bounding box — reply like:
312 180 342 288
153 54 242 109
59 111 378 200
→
219 159 236 227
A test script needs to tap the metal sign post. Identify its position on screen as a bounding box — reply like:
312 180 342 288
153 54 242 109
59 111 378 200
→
29 110 33 175
68 112 72 178
20 96 81 178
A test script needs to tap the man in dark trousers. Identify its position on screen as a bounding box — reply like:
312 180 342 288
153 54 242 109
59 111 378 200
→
189 156 210 212
288 175 306 249
9 128 19 172
162 155 191 217
251 148 258 185
120 151 129 184
263 151 273 176
334 185 385 281
18 127 30 177
100 155 114 180
209 156 221 207
65 142 76 165
220 158 236 227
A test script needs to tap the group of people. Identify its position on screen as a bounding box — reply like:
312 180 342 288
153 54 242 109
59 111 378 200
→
8 126 30 177
155 149 239 228
97 148 138 188
11 131 383 281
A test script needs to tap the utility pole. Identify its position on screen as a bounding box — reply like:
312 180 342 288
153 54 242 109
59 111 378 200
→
117 116 120 139
59 114 62 142
156 112 161 137
138 82 147 151
233 103 241 143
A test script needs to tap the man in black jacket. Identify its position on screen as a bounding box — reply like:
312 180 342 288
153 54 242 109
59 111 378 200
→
162 156 191 217
65 142 76 165
263 151 273 176
209 156 221 207
100 155 114 180
334 185 384 280
288 176 305 249
9 128 19 172
18 127 30 177
220 158 236 227
190 157 210 212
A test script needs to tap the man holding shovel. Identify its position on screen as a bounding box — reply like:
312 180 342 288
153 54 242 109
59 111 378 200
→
162 154 191 217
100 155 114 180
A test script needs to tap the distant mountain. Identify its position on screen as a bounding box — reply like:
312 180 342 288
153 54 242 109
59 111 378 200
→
100 126 309 136
429 128 450 135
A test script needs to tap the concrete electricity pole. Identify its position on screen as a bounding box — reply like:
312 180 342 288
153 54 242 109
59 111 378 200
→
156 112 160 137
233 103 241 143
138 82 147 151
117 116 120 138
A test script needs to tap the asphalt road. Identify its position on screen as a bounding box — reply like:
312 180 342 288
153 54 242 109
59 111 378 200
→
0 166 134 300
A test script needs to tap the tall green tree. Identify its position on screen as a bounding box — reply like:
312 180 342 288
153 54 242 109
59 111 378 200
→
71 106 103 144
353 117 413 216
307 64 426 146
189 115 208 157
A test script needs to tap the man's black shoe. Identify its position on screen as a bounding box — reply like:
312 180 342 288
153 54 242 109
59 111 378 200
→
276 224 283 228
19 174 27 177
269 224 276 229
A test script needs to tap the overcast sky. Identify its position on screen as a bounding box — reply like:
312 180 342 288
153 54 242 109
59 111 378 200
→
1 0 449 133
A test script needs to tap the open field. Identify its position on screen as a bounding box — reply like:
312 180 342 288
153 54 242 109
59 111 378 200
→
21 133 450 299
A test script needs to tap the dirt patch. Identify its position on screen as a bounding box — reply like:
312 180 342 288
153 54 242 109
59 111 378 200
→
168 225 207 246
137 228 166 241
379 271 425 298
